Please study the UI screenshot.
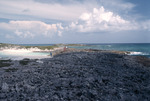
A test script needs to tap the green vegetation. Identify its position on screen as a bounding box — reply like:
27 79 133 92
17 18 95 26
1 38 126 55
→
0 60 12 67
0 43 59 50
19 44 61 50
0 43 86 50
19 58 30 65
0 43 20 48
4 68 18 72
23 45 58 50
67 44 85 46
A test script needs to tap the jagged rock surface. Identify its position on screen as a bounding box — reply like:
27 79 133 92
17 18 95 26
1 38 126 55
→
0 51 150 101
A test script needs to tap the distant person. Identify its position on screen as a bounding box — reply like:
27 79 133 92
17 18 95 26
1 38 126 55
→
64 46 66 51
64 46 67 51
50 52 52 57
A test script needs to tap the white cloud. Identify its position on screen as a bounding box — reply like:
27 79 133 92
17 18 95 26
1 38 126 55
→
141 20 150 31
0 0 149 39
80 13 92 21
15 30 23 36
99 0 136 13
0 0 92 21
58 31 62 37
0 21 64 38
69 6 138 32
0 0 137 22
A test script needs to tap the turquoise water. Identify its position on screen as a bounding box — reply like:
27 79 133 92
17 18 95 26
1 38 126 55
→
0 49 50 60
68 43 150 58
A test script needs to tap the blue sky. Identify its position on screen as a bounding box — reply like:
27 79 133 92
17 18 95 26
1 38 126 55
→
0 0 150 44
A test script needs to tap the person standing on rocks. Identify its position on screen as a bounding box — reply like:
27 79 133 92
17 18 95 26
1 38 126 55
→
64 46 67 51
50 52 52 57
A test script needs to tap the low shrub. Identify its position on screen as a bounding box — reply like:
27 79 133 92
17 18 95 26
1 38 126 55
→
19 58 30 65
4 68 18 72
0 60 12 67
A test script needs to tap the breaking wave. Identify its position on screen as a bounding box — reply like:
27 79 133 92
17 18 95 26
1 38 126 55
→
0 48 50 60
129 52 149 56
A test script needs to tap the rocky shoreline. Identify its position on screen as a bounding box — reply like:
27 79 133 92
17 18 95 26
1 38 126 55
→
0 49 150 100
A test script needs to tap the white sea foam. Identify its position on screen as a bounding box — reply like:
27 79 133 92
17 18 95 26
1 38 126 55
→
0 46 64 60
0 48 51 60
107 45 111 47
129 52 148 55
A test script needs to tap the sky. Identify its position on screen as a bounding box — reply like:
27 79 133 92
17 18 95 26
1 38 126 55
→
0 0 150 44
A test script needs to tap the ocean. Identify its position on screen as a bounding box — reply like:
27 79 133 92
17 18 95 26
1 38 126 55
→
68 43 150 58
0 43 150 60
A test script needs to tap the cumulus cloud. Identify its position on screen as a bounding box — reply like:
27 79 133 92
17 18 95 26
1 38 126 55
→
0 0 137 22
0 21 64 38
69 6 138 32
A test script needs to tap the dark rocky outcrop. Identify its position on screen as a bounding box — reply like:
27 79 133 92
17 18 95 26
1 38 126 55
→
0 51 150 100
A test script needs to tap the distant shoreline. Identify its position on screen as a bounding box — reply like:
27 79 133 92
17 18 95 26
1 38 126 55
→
0 43 150 59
